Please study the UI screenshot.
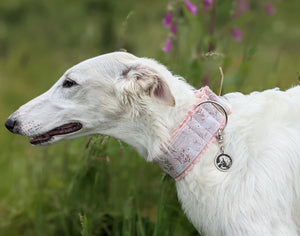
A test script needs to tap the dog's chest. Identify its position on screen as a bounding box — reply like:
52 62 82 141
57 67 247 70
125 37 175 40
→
175 143 230 235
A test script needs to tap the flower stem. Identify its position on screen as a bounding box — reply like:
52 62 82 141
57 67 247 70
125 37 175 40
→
208 0 217 52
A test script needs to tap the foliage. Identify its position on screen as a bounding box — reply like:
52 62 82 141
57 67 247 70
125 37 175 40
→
0 0 299 235
159 0 299 94
0 136 198 236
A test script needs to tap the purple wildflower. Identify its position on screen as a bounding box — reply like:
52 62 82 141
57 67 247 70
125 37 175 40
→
184 0 198 16
203 0 213 8
171 24 177 35
232 0 250 19
237 0 250 13
231 27 243 42
162 37 172 53
264 4 276 15
162 12 173 28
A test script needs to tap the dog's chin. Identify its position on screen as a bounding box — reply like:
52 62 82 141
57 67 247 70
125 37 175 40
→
30 136 58 146
29 122 83 146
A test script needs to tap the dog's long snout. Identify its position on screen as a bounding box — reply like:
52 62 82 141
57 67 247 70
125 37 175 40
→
5 117 18 133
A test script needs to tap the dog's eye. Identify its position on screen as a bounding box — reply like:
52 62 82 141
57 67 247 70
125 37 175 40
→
63 79 77 88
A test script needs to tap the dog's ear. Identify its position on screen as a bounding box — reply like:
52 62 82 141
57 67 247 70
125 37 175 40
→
121 65 175 106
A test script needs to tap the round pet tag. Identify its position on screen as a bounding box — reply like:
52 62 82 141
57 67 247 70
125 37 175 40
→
215 153 232 171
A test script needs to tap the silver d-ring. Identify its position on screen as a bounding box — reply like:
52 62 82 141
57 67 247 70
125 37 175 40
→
195 100 228 130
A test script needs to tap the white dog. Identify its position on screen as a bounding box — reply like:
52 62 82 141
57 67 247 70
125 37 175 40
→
5 52 300 235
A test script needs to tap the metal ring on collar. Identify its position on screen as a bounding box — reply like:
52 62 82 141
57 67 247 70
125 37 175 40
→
195 100 228 130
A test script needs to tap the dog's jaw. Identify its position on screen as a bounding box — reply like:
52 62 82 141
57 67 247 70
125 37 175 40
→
29 122 83 145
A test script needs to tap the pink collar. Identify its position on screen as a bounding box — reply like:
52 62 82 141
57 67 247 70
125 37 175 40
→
156 86 231 180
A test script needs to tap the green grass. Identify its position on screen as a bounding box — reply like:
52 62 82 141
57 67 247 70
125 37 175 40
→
0 0 299 235
0 136 198 235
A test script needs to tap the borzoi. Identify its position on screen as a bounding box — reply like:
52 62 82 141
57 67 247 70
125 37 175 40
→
5 52 300 235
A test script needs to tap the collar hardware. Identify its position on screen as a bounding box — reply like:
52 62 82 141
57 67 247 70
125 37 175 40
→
156 86 232 180
196 100 232 171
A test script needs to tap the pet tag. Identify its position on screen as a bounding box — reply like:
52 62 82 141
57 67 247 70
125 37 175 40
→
214 117 232 172
215 153 232 171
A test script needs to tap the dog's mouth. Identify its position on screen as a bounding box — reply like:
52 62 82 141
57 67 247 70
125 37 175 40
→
30 122 82 145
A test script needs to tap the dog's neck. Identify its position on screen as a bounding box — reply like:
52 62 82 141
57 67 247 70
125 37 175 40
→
132 78 198 161
108 77 197 161
148 83 198 160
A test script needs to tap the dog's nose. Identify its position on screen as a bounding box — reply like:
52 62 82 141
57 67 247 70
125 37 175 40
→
5 118 17 133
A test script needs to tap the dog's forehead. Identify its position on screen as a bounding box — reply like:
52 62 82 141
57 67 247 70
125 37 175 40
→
67 52 137 74
62 52 138 84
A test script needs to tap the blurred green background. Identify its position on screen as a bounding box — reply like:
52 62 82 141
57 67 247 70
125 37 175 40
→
0 0 299 235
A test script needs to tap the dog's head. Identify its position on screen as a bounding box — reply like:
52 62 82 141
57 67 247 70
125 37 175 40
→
5 52 176 156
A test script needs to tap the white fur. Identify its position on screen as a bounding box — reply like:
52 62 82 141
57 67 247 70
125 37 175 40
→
6 52 300 235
